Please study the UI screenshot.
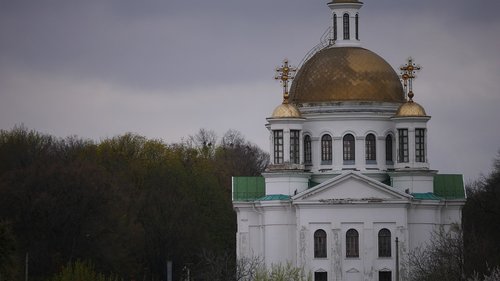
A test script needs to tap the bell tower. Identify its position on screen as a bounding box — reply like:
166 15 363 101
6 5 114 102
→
327 0 363 47
264 59 310 196
390 58 435 194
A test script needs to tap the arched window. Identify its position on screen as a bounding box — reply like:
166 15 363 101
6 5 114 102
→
343 13 350 40
290 130 300 164
346 229 359 257
343 134 355 163
333 14 338 41
365 134 376 163
321 134 332 164
314 229 327 258
355 14 359 40
385 135 393 164
304 135 312 165
378 228 391 257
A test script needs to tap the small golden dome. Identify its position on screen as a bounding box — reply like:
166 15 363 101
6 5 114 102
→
271 103 302 118
395 101 427 117
290 47 404 104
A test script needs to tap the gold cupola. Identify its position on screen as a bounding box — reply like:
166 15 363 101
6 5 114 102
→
290 47 405 104
267 59 306 169
395 99 427 117
394 58 428 117
271 103 302 118
271 59 302 118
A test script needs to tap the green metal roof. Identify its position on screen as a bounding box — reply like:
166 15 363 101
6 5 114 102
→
232 176 265 201
412 192 443 200
256 194 291 201
433 174 466 199
232 174 466 202
308 179 320 189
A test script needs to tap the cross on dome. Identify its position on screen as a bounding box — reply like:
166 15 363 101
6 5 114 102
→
275 59 297 104
400 57 421 101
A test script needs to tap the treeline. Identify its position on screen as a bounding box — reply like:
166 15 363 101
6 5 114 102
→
463 153 500 276
407 152 500 281
0 127 269 281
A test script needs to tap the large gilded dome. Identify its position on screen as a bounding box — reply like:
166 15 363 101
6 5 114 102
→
289 47 405 104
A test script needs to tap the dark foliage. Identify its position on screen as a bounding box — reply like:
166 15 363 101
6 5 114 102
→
0 220 16 278
0 126 268 280
407 225 465 281
463 152 500 276
407 151 500 280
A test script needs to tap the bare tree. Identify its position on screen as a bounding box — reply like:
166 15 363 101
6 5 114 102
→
406 224 465 281
468 267 500 281
252 262 312 281
185 129 218 158
235 256 264 281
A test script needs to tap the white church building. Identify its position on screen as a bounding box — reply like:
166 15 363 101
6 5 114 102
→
232 1 466 281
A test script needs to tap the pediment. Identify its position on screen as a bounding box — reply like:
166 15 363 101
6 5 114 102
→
293 171 411 201
346 268 360 273
314 268 327 273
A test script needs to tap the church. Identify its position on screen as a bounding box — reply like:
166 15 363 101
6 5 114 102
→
232 1 466 281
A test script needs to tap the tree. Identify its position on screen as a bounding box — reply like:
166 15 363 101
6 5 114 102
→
406 224 465 281
468 267 500 281
0 220 16 279
196 254 311 281
185 128 218 158
407 151 500 281
0 127 266 280
252 263 312 281
48 261 120 281
214 130 269 193
0 128 138 280
193 250 238 281
463 151 500 276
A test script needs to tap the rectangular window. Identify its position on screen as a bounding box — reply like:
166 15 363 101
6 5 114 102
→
314 272 327 281
290 130 300 164
379 271 392 281
273 130 283 164
398 129 408 163
415 128 426 162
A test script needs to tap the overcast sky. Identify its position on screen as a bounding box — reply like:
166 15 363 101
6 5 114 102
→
1 0 499 182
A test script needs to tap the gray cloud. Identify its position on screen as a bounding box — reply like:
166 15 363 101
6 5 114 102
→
1 0 499 181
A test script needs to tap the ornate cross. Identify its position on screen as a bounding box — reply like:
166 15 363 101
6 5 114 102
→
275 59 297 104
400 57 421 101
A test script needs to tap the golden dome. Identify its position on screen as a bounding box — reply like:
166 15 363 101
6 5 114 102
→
394 101 427 117
289 47 405 104
271 103 302 118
